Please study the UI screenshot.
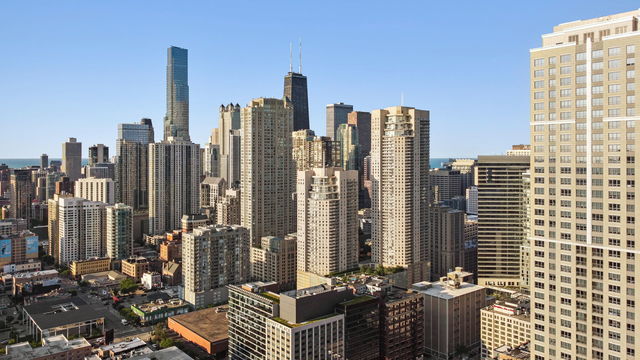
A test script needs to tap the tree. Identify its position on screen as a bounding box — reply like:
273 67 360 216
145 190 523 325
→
41 255 55 266
159 338 174 349
119 278 138 294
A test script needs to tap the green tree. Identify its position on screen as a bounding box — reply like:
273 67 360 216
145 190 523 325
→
119 278 138 293
159 337 174 349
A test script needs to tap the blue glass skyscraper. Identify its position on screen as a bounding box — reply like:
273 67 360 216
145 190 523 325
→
164 46 190 140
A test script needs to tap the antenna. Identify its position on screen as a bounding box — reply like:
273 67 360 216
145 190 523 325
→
289 42 293 73
299 38 302 73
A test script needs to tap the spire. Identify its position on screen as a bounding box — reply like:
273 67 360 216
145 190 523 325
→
289 42 293 73
299 38 302 73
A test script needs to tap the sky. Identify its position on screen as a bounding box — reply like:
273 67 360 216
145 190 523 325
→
1 0 638 158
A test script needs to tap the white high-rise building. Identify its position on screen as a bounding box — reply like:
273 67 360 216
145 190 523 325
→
75 178 115 204
240 98 296 245
370 106 430 281
182 225 250 308
529 10 640 360
106 203 133 260
148 138 200 235
465 186 478 215
56 197 106 264
296 167 359 278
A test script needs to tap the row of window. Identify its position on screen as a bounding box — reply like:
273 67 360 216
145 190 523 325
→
533 46 637 67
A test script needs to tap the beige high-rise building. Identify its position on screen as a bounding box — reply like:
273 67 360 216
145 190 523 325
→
182 225 250 308
200 177 226 208
211 103 242 186
371 106 430 280
297 167 359 281
291 129 341 171
480 299 530 359
240 98 296 245
529 9 640 360
148 138 200 235
217 188 240 225
476 155 530 287
250 235 297 291
74 177 115 204
55 197 106 265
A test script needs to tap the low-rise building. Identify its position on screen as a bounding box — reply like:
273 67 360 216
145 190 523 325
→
5 335 91 360
168 305 229 356
379 287 425 360
131 298 190 324
159 239 181 261
162 261 181 286
480 298 530 359
121 256 151 280
2 260 41 274
98 337 148 358
412 268 487 360
98 337 147 359
0 230 39 267
250 234 296 291
141 271 162 290
23 297 105 341
80 270 127 288
127 346 193 360
12 269 59 296
69 257 111 278
493 343 530 360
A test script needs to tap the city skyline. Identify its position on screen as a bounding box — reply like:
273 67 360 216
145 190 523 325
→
3 1 637 158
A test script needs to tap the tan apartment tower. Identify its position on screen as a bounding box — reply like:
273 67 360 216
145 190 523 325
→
296 167 359 283
240 98 296 245
370 106 430 281
529 9 640 360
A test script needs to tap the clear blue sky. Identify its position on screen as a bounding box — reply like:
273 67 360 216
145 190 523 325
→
1 1 638 158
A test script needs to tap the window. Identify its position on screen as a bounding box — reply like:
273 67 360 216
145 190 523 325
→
627 45 635 53
534 58 545 67
560 66 571 74
534 91 544 99
592 50 603 58
534 80 544 89
609 72 620 81
609 84 621 93
534 69 545 77
560 54 571 63
609 59 621 68
609 47 621 56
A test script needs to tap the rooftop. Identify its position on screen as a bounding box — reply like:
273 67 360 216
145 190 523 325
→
133 298 188 313
412 280 485 300
100 337 147 354
128 346 193 360
12 269 58 279
5 335 90 359
169 306 229 343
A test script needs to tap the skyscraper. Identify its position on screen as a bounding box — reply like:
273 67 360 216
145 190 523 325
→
40 154 48 169
428 204 465 280
240 98 296 245
9 169 34 224
283 69 309 131
336 123 359 171
75 178 115 204
291 129 341 171
529 10 640 360
61 137 82 181
88 144 109 166
213 103 242 186
148 139 200 235
326 103 353 139
250 234 297 291
371 106 430 281
182 225 250 308
164 46 189 141
106 203 133 260
297 167 359 281
116 119 154 211
476 154 529 287
55 197 106 264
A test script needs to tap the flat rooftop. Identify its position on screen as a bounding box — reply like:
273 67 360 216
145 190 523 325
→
412 281 485 300
100 337 147 354
128 346 193 360
6 335 90 359
169 306 229 343
133 298 187 313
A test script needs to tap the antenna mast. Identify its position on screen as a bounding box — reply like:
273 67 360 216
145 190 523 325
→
299 38 302 73
289 42 293 73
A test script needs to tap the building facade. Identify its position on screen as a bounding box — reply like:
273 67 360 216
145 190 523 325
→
240 98 296 245
164 46 190 141
283 71 309 131
297 167 359 278
529 9 640 360
326 102 353 139
476 155 530 287
74 178 115 204
56 197 106 264
250 235 297 291
371 106 430 281
182 225 250 308
429 205 466 280
61 138 82 181
106 203 133 260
